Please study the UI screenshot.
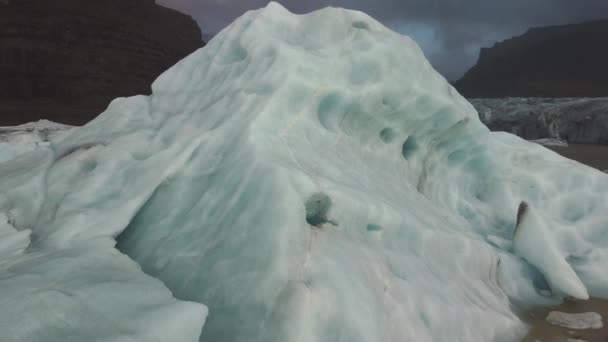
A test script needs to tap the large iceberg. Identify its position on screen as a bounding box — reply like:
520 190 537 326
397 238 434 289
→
1 3 608 342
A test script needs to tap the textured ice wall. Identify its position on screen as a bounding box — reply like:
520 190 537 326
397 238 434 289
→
0 127 208 340
1 2 608 342
0 83 208 340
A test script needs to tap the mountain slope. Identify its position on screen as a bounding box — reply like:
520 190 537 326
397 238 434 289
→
0 0 204 125
454 20 608 98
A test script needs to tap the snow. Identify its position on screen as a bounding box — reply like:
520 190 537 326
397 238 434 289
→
1 2 608 342
546 311 603 330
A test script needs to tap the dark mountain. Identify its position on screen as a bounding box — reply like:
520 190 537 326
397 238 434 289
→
0 0 203 125
454 20 608 98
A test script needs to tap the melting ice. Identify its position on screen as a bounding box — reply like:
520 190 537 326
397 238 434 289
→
1 3 608 342
546 311 603 330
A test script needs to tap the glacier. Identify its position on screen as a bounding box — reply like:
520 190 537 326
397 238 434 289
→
1 2 608 342
471 97 608 145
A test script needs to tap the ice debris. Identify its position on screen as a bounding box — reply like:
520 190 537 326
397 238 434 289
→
546 311 603 330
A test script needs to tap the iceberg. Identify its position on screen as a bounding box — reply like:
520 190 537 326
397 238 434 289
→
1 2 608 342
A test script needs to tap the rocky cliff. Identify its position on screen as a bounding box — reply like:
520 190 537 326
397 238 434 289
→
0 0 203 125
454 20 608 98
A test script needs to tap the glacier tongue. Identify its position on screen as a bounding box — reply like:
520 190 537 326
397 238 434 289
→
2 2 608 342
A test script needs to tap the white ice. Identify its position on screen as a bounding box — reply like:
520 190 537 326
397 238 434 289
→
0 236 207 342
513 202 588 299
546 311 603 330
0 120 73 163
1 3 608 342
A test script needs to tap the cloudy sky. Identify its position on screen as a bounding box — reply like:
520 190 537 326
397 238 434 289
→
158 0 608 81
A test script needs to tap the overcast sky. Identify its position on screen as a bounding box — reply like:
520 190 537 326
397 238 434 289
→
158 0 608 81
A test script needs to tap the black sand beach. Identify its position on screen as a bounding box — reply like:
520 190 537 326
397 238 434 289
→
547 144 608 172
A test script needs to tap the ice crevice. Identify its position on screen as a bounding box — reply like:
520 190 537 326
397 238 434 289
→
1 2 608 342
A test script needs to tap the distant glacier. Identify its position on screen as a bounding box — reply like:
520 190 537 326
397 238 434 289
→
471 97 608 145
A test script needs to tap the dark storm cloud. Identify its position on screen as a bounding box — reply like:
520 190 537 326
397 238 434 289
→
158 0 608 80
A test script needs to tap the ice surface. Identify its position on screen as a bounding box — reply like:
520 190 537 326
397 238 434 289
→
0 155 207 341
0 239 207 342
513 202 588 299
546 311 603 330
0 120 72 163
1 2 608 342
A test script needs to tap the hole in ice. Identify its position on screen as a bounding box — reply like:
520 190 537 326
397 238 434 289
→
447 150 467 165
531 268 552 295
381 96 399 108
221 43 248 64
305 193 332 227
513 201 528 237
352 21 369 30
420 311 432 328
366 224 382 232
82 159 97 172
317 93 342 130
379 128 395 143
401 136 418 160
349 61 381 85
